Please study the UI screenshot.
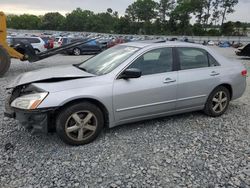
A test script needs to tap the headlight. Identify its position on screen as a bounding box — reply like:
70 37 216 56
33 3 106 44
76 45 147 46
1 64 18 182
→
11 92 48 110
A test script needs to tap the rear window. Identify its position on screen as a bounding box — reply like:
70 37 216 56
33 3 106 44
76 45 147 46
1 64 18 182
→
177 48 209 70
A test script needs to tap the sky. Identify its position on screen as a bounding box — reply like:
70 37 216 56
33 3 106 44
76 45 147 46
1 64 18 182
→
1 0 250 23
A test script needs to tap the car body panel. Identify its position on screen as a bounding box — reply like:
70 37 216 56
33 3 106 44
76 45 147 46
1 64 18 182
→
8 65 95 89
176 67 221 109
113 72 178 122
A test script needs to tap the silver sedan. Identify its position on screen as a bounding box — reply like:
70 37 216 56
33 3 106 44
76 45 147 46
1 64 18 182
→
5 42 247 145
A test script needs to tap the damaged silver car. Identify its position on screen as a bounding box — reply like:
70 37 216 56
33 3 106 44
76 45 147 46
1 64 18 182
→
5 42 247 145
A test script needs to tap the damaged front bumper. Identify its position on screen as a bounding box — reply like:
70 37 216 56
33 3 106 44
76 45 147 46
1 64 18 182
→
4 96 56 134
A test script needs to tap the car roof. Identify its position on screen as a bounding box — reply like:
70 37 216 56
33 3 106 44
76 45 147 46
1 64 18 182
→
11 36 41 39
121 41 206 49
120 41 234 67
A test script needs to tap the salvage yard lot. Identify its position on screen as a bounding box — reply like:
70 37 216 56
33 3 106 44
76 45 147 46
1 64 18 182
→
0 46 249 187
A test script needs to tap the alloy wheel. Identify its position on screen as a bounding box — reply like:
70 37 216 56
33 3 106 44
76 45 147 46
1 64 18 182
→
65 111 98 142
73 48 81 56
212 91 228 113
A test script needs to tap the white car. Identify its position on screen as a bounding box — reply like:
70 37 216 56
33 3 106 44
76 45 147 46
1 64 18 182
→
8 37 46 53
54 37 68 48
207 40 215 46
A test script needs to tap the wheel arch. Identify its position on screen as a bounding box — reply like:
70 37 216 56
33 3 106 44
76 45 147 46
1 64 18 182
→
56 98 110 127
212 83 233 100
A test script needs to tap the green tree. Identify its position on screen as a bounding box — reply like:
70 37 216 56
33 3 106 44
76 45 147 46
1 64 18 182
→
125 4 137 22
234 21 241 35
65 8 95 31
158 0 175 22
107 8 113 14
7 14 41 29
169 0 194 34
127 0 158 22
219 0 238 26
221 21 235 35
41 12 65 30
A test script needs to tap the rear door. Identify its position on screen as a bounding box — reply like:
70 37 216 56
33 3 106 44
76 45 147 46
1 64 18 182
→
176 47 222 110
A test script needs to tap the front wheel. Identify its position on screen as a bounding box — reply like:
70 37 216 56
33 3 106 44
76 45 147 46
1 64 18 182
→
56 102 104 145
204 86 230 117
73 48 81 56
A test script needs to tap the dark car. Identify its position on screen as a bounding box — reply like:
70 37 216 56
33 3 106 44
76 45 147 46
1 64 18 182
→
236 44 250 57
65 38 102 56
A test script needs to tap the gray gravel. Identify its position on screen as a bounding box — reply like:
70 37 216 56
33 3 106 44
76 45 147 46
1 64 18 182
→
0 47 250 188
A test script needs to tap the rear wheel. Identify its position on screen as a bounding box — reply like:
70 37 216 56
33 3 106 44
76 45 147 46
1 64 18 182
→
73 48 81 56
56 102 104 145
0 45 11 77
204 86 230 117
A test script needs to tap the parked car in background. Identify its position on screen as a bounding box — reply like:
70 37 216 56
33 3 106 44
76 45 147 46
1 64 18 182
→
54 37 69 48
40 36 50 44
65 39 102 55
5 42 247 145
236 43 250 57
8 36 46 53
207 40 215 46
107 37 125 48
219 41 231 48
97 38 110 49
232 42 243 48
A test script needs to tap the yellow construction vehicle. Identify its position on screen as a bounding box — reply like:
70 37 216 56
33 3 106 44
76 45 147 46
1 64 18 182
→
0 11 96 77
0 11 26 76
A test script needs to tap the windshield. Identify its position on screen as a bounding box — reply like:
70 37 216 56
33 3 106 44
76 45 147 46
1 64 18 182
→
79 45 139 75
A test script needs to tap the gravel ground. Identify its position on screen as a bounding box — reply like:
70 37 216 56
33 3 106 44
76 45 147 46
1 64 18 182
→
0 47 250 188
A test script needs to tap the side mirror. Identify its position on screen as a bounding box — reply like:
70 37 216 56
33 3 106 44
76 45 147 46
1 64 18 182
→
120 68 142 79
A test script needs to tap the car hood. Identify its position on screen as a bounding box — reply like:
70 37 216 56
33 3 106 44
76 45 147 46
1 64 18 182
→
8 65 95 89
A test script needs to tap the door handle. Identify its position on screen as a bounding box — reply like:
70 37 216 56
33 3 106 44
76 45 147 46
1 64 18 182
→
163 78 176 83
210 71 220 76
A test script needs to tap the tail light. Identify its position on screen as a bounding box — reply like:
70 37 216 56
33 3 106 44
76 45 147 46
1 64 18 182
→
241 69 247 77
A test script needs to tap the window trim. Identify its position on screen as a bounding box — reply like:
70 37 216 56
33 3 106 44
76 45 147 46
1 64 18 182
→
207 52 220 67
116 47 175 79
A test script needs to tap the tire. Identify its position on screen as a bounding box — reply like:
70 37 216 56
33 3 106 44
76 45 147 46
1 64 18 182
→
0 45 11 77
73 48 81 56
56 102 104 145
204 86 230 117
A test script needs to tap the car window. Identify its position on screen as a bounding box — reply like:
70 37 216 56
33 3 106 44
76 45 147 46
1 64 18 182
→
129 48 173 76
13 38 25 44
62 38 68 44
79 45 139 75
177 48 209 70
208 53 220 66
27 38 40 43
143 51 161 61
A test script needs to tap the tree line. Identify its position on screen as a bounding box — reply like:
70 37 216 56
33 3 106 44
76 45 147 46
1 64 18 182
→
6 0 249 36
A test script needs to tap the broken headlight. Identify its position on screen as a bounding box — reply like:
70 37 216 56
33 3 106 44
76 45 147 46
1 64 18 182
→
11 92 48 110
